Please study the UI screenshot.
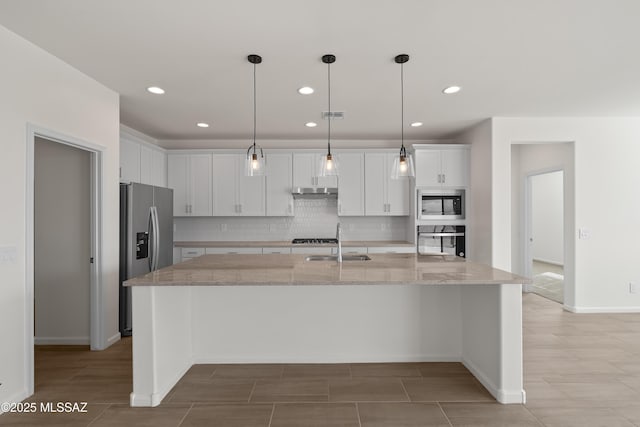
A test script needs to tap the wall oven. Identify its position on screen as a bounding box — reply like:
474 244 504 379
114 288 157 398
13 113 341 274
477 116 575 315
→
418 189 464 220
417 225 465 257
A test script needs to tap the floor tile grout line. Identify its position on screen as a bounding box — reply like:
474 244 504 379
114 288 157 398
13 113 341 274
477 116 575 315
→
399 377 412 402
521 404 546 427
267 403 275 427
84 403 112 427
436 402 454 427
355 402 363 427
247 380 258 403
175 402 194 427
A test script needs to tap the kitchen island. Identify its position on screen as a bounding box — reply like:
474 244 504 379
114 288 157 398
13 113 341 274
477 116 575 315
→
124 253 528 406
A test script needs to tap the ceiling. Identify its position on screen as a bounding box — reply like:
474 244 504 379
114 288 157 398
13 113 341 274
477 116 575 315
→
1 0 639 144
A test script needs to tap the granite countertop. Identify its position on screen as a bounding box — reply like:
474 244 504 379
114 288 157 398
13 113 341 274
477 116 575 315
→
173 240 415 248
124 253 529 287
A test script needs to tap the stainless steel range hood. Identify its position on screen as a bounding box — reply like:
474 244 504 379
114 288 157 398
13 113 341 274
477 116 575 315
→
291 187 338 199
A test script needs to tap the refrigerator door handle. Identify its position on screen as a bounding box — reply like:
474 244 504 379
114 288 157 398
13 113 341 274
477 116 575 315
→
150 206 160 271
147 207 154 271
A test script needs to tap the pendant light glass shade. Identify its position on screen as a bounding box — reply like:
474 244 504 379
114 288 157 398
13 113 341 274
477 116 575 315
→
245 54 265 176
319 54 338 177
391 54 415 179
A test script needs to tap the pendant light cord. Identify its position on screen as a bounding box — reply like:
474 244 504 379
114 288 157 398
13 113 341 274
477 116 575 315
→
400 61 405 153
253 61 257 154
327 59 331 156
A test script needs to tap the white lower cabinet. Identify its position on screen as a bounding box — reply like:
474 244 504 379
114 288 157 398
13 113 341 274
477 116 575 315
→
262 247 292 254
334 246 367 255
181 247 205 262
290 247 333 255
205 247 263 255
367 246 416 254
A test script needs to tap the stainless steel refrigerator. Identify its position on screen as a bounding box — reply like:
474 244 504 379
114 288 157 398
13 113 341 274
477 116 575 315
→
119 182 173 336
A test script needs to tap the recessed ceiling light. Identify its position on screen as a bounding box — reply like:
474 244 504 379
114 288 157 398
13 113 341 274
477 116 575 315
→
147 86 165 94
196 122 209 128
410 122 423 127
305 122 317 127
443 86 461 94
298 86 314 95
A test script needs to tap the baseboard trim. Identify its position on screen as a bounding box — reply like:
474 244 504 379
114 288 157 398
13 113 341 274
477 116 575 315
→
462 357 525 404
106 332 121 347
130 359 192 407
0 389 31 414
532 258 564 267
564 305 640 314
34 336 90 345
192 354 461 364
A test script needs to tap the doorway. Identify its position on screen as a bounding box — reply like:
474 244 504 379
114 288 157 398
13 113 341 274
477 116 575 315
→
527 170 564 303
26 125 104 396
34 137 91 344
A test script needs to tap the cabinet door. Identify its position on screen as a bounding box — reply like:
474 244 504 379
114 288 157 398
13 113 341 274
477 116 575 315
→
415 150 442 187
292 153 317 187
151 149 166 187
212 154 238 216
337 153 364 216
364 153 388 216
238 157 266 216
266 154 294 216
120 138 140 183
167 154 189 216
189 154 213 216
386 154 410 215
139 145 153 185
440 148 469 187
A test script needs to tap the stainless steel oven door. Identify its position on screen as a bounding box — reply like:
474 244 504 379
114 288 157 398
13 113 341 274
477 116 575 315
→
417 225 465 257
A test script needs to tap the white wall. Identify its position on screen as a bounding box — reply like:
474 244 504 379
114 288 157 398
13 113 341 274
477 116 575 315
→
0 25 119 406
34 138 91 344
459 119 492 265
493 117 640 312
532 171 563 264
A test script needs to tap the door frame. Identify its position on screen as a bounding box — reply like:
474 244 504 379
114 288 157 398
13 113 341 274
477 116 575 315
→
522 167 564 292
25 124 105 395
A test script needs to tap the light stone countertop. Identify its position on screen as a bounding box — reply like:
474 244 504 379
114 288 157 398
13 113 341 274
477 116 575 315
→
173 240 415 248
124 253 529 287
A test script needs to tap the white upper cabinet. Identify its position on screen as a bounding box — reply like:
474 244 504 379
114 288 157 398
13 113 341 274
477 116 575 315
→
266 153 294 216
293 153 338 188
415 145 469 188
364 152 410 216
337 152 364 216
212 154 265 216
119 138 141 183
120 135 166 187
168 153 212 216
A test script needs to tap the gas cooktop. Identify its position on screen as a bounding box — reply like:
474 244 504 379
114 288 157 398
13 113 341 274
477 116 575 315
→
291 238 339 244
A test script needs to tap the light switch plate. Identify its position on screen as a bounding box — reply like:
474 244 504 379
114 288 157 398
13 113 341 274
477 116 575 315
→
0 246 17 264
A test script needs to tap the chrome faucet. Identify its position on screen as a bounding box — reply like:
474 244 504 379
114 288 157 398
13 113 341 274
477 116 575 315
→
336 223 342 263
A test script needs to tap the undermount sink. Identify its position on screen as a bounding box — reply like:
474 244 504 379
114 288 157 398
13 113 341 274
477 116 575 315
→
305 255 371 262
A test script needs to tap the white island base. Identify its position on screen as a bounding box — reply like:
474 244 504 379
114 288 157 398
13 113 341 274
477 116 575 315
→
130 282 524 406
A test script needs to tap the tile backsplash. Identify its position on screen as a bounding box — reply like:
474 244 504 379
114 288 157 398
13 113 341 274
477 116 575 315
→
174 198 409 242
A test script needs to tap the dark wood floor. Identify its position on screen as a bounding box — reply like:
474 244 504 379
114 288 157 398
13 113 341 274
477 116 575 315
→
2 293 640 426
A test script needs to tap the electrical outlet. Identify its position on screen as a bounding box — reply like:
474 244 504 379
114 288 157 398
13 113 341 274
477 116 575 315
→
630 282 638 294
221 224 227 232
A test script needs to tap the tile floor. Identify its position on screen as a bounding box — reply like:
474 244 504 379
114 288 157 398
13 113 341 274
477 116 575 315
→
531 261 564 303
2 293 640 426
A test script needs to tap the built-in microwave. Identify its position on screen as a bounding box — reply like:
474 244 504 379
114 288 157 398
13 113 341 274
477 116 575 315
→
417 225 465 257
418 189 464 220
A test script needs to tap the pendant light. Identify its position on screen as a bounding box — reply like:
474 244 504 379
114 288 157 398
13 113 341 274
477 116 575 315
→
245 54 265 176
391 54 415 179
319 54 339 177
